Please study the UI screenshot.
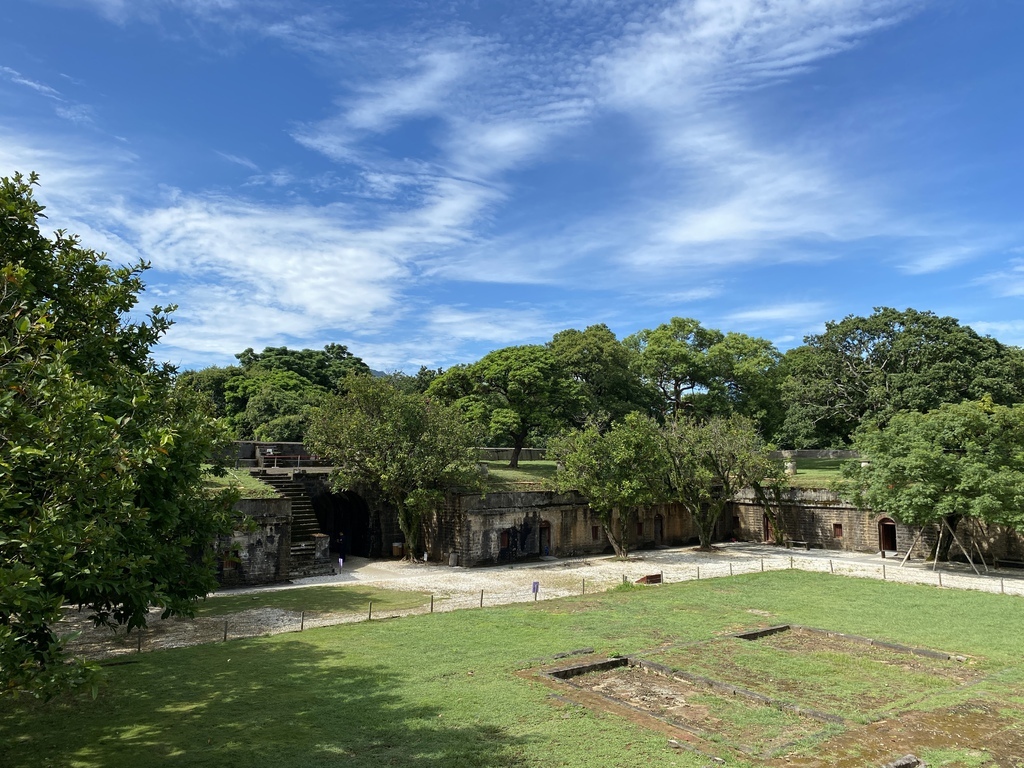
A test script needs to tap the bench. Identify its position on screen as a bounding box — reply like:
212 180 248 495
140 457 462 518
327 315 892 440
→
785 540 810 550
995 557 1024 570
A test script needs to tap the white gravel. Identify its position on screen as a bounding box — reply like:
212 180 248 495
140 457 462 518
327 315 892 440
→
62 542 1024 659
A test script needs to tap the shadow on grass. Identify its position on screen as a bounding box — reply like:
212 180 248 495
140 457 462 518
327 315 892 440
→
196 585 429 616
2 638 531 768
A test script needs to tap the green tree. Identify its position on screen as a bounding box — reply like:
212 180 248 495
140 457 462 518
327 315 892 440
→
1 173 236 698
779 307 1024 447
663 414 775 550
551 413 669 558
841 399 1024 560
306 377 483 558
547 324 657 429
428 345 581 468
625 318 782 435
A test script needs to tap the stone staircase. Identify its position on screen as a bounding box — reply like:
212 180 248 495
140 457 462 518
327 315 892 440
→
252 472 334 578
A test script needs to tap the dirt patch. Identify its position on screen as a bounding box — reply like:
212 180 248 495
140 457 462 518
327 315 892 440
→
557 664 830 758
774 700 1024 767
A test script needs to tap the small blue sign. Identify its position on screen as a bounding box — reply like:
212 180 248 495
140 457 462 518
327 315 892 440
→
532 581 539 594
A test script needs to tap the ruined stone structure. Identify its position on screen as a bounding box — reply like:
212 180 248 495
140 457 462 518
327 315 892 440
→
218 497 293 586
435 491 701 567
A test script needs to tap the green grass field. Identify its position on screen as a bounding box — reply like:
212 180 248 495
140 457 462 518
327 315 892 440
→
197 585 430 616
784 458 847 489
4 571 1023 767
481 460 558 489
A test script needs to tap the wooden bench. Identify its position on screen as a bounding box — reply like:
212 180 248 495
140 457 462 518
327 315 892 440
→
995 557 1024 570
785 540 810 550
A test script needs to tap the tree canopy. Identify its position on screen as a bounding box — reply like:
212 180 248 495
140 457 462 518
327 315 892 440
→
428 345 582 467
780 307 1024 447
841 399 1024 552
662 414 775 550
551 412 668 557
625 317 782 436
306 377 483 558
1 173 236 698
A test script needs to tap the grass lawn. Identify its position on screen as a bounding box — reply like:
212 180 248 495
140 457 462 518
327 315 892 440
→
481 459 558 489
785 458 848 489
203 467 280 499
4 571 1024 767
198 585 430 616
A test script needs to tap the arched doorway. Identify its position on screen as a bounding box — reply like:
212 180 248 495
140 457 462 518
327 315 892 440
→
310 487 373 558
878 518 898 553
539 521 552 556
654 514 664 545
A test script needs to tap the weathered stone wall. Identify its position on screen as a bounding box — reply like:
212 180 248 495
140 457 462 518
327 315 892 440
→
728 488 936 556
443 491 700 566
218 498 292 586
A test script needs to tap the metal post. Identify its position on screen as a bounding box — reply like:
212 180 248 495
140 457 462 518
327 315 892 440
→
431 594 434 613
480 590 484 608
761 557 764 572
223 620 228 642
300 611 305 631
729 563 733 577
938 572 943 588
582 578 585 595
368 601 373 620
790 556 794 569
829 559 834 574
1001 578 1005 595
137 631 142 653
696 566 700 580
882 564 886 581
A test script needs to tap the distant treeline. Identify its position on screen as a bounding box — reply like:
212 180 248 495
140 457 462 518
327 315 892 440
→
177 307 1024 455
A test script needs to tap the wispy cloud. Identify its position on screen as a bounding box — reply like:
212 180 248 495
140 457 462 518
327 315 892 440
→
726 301 829 326
900 245 981 275
976 258 1024 297
216 151 259 171
1 66 62 98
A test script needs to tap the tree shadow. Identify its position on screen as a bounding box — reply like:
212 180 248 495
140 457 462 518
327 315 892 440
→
2 637 533 767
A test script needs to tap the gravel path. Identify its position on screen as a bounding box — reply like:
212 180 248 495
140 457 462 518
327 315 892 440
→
62 542 1024 660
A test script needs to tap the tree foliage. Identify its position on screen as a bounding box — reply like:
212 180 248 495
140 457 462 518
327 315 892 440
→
625 317 782 436
179 344 370 441
780 307 1024 447
547 324 657 429
551 413 668 557
306 377 483 557
841 399 1024 551
662 414 775 550
428 345 581 467
1 173 236 698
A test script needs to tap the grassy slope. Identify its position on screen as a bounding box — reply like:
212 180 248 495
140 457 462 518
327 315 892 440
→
203 468 280 499
481 460 557 490
4 571 1023 768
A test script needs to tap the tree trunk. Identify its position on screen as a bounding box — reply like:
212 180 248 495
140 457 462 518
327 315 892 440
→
508 434 526 468
931 514 962 562
695 501 725 550
604 510 631 558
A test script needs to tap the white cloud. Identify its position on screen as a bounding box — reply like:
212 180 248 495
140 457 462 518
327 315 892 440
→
976 259 1024 298
900 245 980 275
216 151 259 171
726 301 829 325
1 66 62 98
426 306 562 345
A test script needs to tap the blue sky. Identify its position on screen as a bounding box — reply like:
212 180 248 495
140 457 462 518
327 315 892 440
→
2 0 1022 371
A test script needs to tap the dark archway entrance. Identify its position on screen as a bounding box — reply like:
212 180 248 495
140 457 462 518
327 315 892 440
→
539 521 552 556
308 484 373 558
654 514 664 545
878 518 898 553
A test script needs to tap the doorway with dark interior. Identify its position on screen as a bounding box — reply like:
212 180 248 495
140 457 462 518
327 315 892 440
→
878 518 898 554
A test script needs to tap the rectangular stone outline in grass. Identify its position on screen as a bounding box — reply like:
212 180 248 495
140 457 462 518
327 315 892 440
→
542 654 835 758
538 627 973 758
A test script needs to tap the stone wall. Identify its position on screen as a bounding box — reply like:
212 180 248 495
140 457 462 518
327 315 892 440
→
728 487 936 556
442 491 700 567
218 498 292 586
